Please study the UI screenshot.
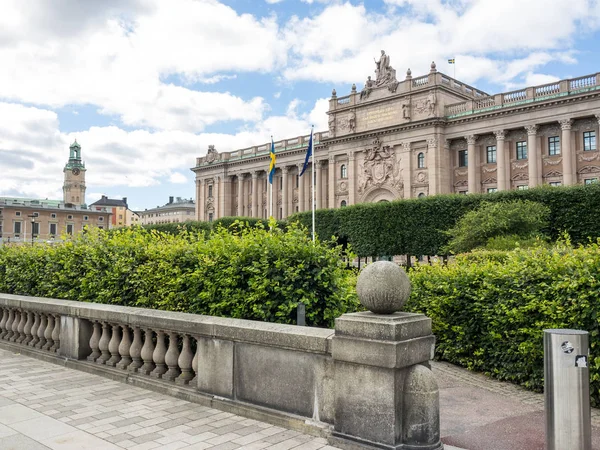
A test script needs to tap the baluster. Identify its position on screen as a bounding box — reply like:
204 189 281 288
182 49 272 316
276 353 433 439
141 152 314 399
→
116 325 132 370
23 311 34 345
106 324 122 367
175 334 193 385
4 309 15 341
87 321 101 362
36 314 47 349
29 312 40 347
16 309 27 343
127 327 143 373
97 322 111 364
163 331 181 381
150 330 167 378
190 339 199 385
10 310 20 342
42 314 55 351
0 309 8 339
139 329 155 375
50 314 60 352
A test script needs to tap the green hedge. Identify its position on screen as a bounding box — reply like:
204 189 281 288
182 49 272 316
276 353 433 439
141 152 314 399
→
405 242 600 406
0 225 359 327
288 184 600 256
142 217 286 236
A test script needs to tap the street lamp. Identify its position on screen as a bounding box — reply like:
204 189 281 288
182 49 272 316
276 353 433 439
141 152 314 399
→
28 214 36 246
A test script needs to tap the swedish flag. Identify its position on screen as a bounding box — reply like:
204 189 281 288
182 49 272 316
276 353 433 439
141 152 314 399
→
268 136 276 184
448 58 455 64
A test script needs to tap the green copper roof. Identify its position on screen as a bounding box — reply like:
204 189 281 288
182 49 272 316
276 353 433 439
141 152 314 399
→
70 139 81 149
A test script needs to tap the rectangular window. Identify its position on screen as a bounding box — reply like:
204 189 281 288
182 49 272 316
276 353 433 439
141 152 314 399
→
517 185 529 190
549 181 561 187
208 213 213 222
487 188 498 193
458 150 468 167
585 178 598 185
51 213 57 219
208 185 213 197
32 212 39 217
486 146 497 164
49 223 57 236
15 211 21 217
14 221 22 234
584 131 597 151
516 141 527 160
31 222 39 236
84 215 89 221
67 215 73 220
548 136 560 156
66 224 74 235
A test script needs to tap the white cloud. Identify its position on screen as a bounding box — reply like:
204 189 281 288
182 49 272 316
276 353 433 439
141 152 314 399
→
169 172 188 184
265 0 284 3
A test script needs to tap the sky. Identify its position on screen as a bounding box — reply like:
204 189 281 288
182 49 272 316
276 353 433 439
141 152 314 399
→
1 0 600 211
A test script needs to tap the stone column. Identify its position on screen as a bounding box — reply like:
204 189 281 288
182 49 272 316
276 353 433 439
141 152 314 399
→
214 176 220 218
526 125 539 187
297 164 305 213
494 130 507 190
251 172 259 218
427 138 439 195
198 179 205 221
196 179 202 221
316 161 323 210
466 135 478 194
401 142 412 199
348 151 356 205
328 157 335 208
330 262 442 450
237 174 245 217
560 119 574 185
282 166 289 218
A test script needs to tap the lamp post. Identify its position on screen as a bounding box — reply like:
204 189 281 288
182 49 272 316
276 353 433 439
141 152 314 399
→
28 214 36 246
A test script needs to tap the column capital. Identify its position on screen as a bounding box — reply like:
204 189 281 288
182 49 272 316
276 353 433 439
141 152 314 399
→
559 118 573 130
465 135 477 145
401 142 411 151
238 172 247 180
427 138 438 148
251 171 259 179
282 166 290 174
297 162 304 171
443 140 450 150
595 113 600 125
328 156 335 164
493 130 506 141
347 150 356 161
525 124 538 136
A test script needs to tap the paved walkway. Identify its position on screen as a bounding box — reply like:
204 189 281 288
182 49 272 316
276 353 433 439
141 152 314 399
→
3 347 599 450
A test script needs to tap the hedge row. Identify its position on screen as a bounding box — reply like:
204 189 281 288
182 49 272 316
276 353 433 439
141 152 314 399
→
405 242 600 406
288 183 600 256
0 225 359 327
142 217 287 235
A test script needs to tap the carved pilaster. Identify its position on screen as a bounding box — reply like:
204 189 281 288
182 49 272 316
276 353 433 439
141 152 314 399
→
427 138 438 148
559 119 573 130
525 124 538 136
494 130 506 141
466 135 478 145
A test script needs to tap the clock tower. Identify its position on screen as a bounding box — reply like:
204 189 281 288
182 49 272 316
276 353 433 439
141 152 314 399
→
63 140 87 206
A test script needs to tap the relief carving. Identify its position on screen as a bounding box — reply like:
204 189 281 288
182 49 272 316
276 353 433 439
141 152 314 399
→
544 158 563 166
578 165 600 174
450 139 467 150
454 180 468 187
454 170 468 177
511 172 529 181
413 92 437 118
538 124 561 136
579 153 600 162
358 137 402 194
337 181 349 195
573 118 596 131
481 177 497 184
338 111 356 132
544 170 562 178
512 162 529 170
415 172 427 184
482 167 497 173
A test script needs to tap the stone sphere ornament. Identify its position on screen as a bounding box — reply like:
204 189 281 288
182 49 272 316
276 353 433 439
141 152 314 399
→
356 261 411 314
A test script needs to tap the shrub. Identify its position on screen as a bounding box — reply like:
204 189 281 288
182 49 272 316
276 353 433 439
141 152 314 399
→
405 241 600 406
0 223 359 327
443 200 550 253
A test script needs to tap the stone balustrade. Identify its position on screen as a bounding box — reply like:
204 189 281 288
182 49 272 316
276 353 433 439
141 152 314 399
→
0 263 443 450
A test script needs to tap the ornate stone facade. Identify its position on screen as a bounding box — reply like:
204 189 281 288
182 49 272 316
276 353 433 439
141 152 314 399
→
192 53 600 220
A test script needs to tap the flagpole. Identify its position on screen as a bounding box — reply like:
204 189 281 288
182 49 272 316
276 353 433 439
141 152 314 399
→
311 126 315 242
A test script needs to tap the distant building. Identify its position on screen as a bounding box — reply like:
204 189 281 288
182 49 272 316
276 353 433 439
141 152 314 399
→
0 141 111 244
90 196 139 228
138 197 195 225
192 54 600 220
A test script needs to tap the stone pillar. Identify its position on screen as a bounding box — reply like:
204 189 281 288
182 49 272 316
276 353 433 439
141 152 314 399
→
494 130 507 190
282 166 289 218
214 176 220 218
297 164 305 213
348 151 356 205
560 119 574 185
427 138 440 195
237 174 245 217
330 262 442 450
401 142 411 199
251 172 259 218
466 135 478 194
316 161 323 210
526 125 539 187
196 180 206 220
328 157 335 208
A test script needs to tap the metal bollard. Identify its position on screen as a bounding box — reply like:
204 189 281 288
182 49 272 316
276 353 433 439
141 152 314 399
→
544 329 591 450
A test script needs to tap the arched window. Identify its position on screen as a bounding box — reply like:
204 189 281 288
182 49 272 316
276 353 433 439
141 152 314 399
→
340 164 347 179
418 193 426 198
417 152 425 168
341 200 347 207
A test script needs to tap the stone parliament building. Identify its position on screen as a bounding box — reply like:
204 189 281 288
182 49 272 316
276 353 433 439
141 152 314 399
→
192 52 600 221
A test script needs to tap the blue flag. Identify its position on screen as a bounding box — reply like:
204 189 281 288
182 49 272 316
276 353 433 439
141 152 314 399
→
268 137 276 184
299 128 313 176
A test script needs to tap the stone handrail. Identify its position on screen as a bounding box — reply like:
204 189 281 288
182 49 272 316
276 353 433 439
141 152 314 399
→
445 72 600 117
